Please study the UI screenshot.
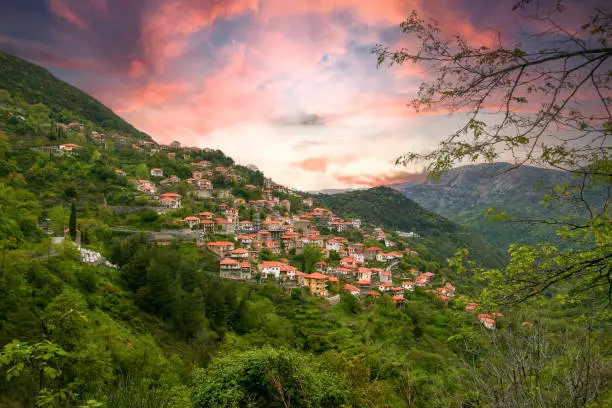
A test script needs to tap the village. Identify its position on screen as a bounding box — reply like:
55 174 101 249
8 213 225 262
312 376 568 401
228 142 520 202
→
38 129 506 330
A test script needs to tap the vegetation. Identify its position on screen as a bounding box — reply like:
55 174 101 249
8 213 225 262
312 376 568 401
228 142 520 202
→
375 2 611 306
318 186 508 268
394 162 607 249
0 52 152 142
0 19 610 407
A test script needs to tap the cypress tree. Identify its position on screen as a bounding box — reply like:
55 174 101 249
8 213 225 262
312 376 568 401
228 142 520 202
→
69 202 77 240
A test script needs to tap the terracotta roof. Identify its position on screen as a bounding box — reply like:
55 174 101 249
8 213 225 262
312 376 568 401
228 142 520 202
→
357 280 371 285
304 272 328 280
183 216 200 221
220 258 239 265
367 291 381 296
342 284 359 292
208 241 234 246
160 193 182 198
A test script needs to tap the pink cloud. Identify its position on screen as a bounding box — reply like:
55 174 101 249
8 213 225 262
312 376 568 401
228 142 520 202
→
334 171 428 187
294 155 355 173
140 0 258 73
47 0 87 30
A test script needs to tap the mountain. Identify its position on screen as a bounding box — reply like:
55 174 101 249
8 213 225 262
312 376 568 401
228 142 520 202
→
0 51 152 142
317 186 508 268
390 162 602 249
309 187 363 195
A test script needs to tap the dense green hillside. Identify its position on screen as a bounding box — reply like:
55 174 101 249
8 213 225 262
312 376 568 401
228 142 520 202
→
317 186 508 268
0 55 609 408
391 163 605 250
0 51 152 142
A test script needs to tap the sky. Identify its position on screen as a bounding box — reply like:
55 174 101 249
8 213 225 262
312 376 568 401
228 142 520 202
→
0 0 602 190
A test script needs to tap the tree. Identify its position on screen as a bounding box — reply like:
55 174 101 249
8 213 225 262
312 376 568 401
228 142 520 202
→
47 205 66 236
135 163 149 180
68 202 77 240
375 2 611 304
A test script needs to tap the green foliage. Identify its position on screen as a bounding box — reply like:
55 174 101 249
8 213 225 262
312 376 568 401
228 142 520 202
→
192 347 346 408
0 52 152 142
319 186 507 268
69 202 77 240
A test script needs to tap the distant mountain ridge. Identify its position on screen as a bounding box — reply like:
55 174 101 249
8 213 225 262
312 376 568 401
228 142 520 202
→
318 186 507 268
390 162 602 249
0 51 152 142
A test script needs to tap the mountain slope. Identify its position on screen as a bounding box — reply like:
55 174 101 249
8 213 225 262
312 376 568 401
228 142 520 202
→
391 163 603 249
0 51 152 142
317 186 507 268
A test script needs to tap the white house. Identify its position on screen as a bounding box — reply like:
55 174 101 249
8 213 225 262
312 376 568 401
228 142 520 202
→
150 168 164 177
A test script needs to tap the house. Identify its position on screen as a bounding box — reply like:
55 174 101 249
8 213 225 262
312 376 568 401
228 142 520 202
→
220 258 241 279
150 168 163 177
207 241 235 257
200 219 215 232
326 239 342 252
357 280 371 291
351 219 361 229
160 193 182 205
378 282 393 292
199 211 215 220
315 261 327 273
303 272 329 296
214 218 235 235
392 287 404 295
258 261 284 279
379 271 392 283
327 276 339 284
357 267 372 282
353 252 364 263
229 248 249 259
392 295 406 306
183 216 200 229
280 264 297 281
341 284 361 296
364 247 382 261
159 197 180 209
115 169 127 176
239 261 253 280
402 281 415 291
196 179 213 190
58 143 81 156
139 185 157 196
238 220 253 231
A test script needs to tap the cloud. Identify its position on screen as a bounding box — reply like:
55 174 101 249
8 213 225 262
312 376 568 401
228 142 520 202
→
334 171 427 187
47 0 87 30
294 155 355 173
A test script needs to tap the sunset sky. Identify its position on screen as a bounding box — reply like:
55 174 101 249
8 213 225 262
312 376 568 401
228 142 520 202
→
0 0 599 190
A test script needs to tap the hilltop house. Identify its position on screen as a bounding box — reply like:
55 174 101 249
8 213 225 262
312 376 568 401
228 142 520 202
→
183 216 200 229
150 168 163 177
220 258 241 279
207 241 235 257
304 272 328 296
341 284 361 296
258 261 283 279
402 281 415 291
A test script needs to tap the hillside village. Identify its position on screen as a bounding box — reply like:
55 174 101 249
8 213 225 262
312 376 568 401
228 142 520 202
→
35 124 507 330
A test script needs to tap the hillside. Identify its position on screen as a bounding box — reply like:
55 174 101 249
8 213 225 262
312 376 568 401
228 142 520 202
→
317 186 507 268
391 163 605 249
0 55 609 408
0 51 152 143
